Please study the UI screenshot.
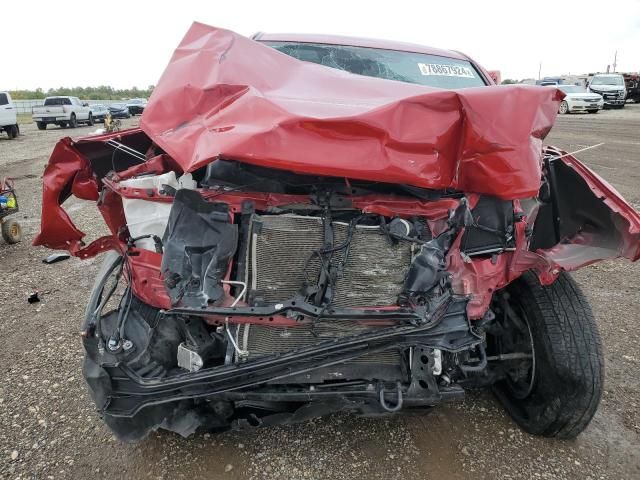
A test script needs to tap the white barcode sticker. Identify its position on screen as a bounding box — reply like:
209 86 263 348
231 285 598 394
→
418 63 475 78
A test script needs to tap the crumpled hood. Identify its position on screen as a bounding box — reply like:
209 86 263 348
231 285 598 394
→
140 22 563 201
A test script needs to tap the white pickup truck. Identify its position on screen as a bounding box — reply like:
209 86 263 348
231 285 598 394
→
32 96 94 130
0 91 19 139
587 74 627 108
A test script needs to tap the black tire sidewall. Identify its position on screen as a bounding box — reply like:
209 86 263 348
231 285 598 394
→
495 280 570 434
492 272 603 438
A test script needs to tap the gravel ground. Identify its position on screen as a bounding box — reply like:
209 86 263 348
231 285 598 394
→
0 106 639 480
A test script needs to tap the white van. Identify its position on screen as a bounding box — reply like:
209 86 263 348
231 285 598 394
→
0 91 19 139
587 74 627 108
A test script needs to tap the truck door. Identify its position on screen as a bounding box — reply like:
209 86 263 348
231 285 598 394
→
0 93 15 127
73 97 89 120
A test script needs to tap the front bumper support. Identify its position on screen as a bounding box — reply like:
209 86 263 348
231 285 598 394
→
93 297 477 417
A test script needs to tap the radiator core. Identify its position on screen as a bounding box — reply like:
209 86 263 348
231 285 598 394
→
246 214 412 306
240 213 411 377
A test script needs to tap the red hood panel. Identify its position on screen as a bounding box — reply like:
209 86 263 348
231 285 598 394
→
140 22 563 200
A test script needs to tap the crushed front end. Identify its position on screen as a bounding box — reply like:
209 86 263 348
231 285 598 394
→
71 154 499 441
33 24 640 441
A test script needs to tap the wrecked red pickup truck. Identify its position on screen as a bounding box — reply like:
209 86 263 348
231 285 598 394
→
34 23 640 442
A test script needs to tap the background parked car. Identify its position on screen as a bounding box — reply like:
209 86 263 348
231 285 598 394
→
90 104 109 123
0 91 19 139
556 85 604 114
126 98 147 115
108 103 131 119
536 77 562 86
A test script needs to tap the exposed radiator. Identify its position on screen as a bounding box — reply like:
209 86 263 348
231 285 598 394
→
237 321 401 365
239 213 411 379
247 214 325 304
236 321 404 381
331 222 412 307
246 214 412 306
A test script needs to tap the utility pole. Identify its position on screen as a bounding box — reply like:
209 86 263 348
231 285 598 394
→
613 51 617 72
538 62 542 80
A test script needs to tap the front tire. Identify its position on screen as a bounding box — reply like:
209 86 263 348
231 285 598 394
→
37 122 46 130
87 113 94 126
69 113 77 128
558 101 569 114
588 110 599 114
491 272 603 439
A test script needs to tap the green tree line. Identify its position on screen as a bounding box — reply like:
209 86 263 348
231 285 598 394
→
9 85 154 100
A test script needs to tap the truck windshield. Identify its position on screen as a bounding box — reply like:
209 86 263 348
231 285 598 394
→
44 98 72 106
264 41 486 89
591 76 624 86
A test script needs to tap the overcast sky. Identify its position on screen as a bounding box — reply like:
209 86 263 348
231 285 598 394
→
2 0 639 91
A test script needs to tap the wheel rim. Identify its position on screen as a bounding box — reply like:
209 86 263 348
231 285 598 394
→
10 223 19 238
496 294 536 399
559 102 568 114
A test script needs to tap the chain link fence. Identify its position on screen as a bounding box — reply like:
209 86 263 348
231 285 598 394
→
13 99 129 114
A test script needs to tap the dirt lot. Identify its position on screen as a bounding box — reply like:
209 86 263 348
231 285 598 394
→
1 107 639 480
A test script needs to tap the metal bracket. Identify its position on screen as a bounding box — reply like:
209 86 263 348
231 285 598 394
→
177 343 204 372
407 346 441 399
